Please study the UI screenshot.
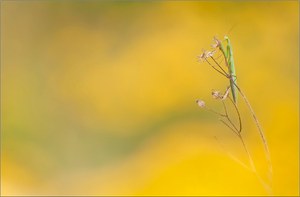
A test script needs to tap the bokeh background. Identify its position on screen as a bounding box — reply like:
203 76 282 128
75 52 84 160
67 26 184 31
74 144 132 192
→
1 1 299 196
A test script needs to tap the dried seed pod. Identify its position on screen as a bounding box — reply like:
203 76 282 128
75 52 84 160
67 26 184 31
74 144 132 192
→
212 90 222 99
196 99 206 108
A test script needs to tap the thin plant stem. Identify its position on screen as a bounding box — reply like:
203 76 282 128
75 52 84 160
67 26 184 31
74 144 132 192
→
233 82 273 181
237 133 272 194
210 56 228 76
221 100 239 133
205 59 228 77
238 134 256 172
205 106 226 117
219 119 239 136
214 136 251 171
227 96 242 133
218 103 272 194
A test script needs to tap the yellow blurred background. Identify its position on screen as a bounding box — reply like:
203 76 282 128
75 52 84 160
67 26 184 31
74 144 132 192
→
1 1 298 196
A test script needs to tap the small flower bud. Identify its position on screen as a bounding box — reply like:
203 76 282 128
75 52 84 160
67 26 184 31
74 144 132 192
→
198 50 207 62
212 36 221 49
212 90 221 99
198 50 215 62
196 99 206 108
206 50 215 58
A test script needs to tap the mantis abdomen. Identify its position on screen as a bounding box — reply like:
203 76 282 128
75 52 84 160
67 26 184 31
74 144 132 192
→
225 36 237 104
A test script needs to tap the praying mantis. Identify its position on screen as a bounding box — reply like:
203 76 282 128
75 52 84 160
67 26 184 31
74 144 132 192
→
221 36 237 103
199 36 238 104
198 35 273 194
212 36 238 104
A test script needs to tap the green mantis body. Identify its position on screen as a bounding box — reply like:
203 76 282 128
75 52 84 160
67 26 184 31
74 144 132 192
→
219 36 238 104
